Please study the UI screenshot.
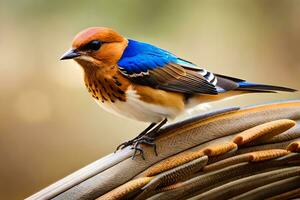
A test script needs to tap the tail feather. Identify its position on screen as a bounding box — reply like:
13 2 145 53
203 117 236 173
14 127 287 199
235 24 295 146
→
237 81 297 93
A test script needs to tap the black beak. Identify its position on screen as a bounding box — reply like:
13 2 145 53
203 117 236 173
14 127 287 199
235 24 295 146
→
60 49 81 60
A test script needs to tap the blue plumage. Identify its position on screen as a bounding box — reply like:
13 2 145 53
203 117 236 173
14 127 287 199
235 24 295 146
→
237 81 296 92
117 39 295 94
118 39 196 75
238 81 256 87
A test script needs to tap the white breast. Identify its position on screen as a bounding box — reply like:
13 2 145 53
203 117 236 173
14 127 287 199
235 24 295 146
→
94 86 181 123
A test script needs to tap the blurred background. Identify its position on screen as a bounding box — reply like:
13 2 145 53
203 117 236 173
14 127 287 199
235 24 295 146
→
0 0 299 199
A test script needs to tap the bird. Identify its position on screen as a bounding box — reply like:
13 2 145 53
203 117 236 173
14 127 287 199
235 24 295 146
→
60 27 296 159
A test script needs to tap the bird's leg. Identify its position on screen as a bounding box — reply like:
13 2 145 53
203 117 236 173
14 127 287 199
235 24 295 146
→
115 122 157 151
132 118 168 160
144 118 168 138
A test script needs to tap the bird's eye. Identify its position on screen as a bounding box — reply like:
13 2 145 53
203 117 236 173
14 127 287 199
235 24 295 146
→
84 40 102 51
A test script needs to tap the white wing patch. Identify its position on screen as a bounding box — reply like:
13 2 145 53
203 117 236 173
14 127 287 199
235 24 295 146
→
119 66 150 78
198 68 218 86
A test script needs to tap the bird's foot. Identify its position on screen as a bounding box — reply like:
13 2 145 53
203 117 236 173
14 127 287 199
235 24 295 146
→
131 135 157 160
115 119 167 159
115 139 136 152
115 123 158 153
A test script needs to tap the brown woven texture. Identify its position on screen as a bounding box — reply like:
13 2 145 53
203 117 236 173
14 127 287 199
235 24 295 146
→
26 100 300 200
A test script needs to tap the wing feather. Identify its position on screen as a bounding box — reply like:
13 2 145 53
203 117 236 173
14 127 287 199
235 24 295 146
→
118 39 218 95
126 63 218 95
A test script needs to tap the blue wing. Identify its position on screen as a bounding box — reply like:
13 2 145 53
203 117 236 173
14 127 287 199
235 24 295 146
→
118 39 218 94
117 40 296 95
118 39 197 75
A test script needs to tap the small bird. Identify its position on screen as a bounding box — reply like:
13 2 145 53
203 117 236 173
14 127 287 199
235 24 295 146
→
61 27 296 159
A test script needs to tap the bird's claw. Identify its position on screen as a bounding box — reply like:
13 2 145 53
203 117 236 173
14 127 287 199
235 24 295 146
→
115 136 157 159
115 119 167 158
132 145 145 160
131 135 158 160
114 140 134 152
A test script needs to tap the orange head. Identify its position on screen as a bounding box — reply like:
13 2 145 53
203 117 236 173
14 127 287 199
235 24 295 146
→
61 27 128 68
